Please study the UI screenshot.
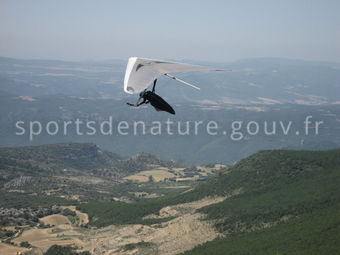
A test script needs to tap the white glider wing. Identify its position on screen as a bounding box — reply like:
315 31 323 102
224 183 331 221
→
124 57 221 94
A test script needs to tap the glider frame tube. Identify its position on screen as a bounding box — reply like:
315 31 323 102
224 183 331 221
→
164 73 201 90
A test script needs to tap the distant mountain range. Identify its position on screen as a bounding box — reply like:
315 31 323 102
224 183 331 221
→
0 56 339 105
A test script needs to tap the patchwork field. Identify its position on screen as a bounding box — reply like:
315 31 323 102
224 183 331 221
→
0 243 29 255
13 227 83 248
2 206 86 255
124 168 176 182
124 164 227 183
40 214 71 226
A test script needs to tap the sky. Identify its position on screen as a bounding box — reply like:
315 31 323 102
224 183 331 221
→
0 0 339 62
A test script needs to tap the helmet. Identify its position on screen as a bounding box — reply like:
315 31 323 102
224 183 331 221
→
139 89 147 97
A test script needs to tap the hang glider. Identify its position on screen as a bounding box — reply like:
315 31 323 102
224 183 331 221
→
123 57 224 114
123 57 222 94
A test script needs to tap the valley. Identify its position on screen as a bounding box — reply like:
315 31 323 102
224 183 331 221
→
1 144 339 254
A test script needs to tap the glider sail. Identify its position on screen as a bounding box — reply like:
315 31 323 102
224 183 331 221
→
124 57 221 94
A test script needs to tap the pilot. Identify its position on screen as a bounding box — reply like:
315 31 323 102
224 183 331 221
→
127 79 175 115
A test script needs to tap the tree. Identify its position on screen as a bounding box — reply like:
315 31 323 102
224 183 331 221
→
20 241 31 248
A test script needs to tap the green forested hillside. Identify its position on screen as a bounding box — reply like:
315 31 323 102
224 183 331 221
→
182 203 339 255
79 149 340 254
180 149 340 254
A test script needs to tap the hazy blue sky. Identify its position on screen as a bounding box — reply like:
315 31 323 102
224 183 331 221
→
1 0 339 62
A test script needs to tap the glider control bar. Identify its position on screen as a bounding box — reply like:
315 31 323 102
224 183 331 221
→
164 73 201 90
